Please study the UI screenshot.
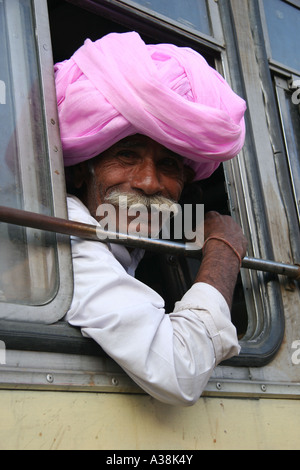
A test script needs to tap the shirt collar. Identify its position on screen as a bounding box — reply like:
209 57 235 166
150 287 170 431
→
67 195 144 276
110 244 145 276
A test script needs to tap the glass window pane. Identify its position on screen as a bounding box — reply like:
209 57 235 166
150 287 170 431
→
120 0 211 36
0 0 58 306
276 81 300 222
263 0 300 72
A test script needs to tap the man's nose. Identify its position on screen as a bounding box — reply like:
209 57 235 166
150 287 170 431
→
131 158 164 195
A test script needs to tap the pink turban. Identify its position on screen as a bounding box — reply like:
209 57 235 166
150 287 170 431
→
55 32 246 180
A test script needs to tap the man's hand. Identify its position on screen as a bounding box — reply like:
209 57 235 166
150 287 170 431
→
204 211 248 261
195 211 248 308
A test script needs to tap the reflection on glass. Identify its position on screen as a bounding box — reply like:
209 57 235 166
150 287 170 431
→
123 0 211 36
263 0 300 72
0 0 58 306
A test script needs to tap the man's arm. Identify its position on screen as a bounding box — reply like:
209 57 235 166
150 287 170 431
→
196 211 248 308
66 198 245 406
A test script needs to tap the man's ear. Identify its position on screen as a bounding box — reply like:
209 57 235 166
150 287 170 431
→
72 162 90 189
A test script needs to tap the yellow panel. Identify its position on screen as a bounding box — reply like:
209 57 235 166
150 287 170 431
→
0 390 300 450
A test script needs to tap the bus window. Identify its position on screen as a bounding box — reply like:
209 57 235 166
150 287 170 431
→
0 0 72 321
275 77 300 223
46 0 285 365
262 0 300 73
117 0 212 37
260 0 300 226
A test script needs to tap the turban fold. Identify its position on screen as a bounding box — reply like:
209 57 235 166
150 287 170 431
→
55 32 246 180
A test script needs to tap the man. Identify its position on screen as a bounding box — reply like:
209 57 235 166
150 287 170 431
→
55 32 248 406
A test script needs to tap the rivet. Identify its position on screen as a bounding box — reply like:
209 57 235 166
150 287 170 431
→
46 374 54 383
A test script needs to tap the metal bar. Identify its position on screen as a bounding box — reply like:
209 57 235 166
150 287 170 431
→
0 205 299 279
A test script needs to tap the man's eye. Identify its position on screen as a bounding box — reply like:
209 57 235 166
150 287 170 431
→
116 151 137 162
160 157 181 170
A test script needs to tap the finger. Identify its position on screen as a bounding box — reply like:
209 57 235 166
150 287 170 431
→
204 211 221 220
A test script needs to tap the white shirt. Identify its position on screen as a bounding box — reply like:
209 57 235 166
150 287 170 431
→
66 195 240 406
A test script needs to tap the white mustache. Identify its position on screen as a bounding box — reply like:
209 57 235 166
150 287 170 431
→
104 190 179 216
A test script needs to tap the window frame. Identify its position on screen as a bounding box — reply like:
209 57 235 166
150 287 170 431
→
115 0 224 45
0 0 286 363
259 0 300 226
259 0 300 76
68 0 225 55
274 76 300 223
283 0 300 10
0 0 73 323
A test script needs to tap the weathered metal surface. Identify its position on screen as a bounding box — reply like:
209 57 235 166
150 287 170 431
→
0 390 299 450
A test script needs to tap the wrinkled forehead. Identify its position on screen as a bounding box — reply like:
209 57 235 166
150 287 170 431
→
100 134 184 162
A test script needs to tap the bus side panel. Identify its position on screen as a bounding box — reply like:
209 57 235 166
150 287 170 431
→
0 390 299 450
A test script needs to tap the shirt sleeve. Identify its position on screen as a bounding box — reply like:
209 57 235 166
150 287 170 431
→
66 231 240 406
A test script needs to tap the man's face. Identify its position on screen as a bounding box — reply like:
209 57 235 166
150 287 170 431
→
79 134 192 236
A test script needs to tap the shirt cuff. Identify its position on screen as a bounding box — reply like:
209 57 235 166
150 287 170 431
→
173 282 240 364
